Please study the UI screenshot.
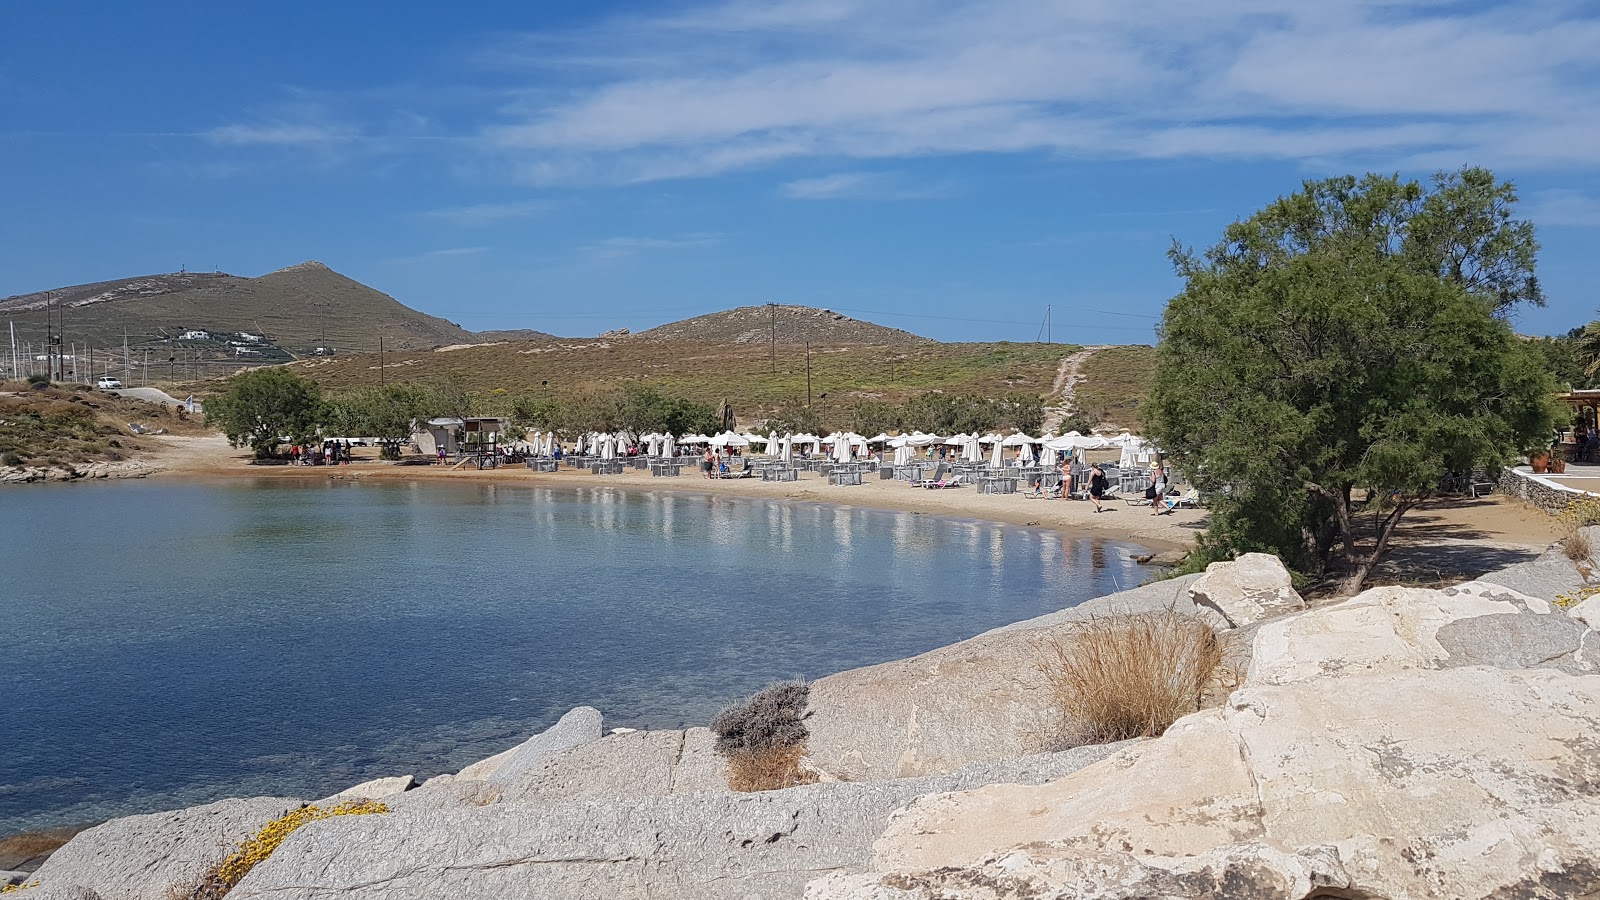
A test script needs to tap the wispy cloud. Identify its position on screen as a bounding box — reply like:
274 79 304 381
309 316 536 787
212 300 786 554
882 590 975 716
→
1526 189 1600 227
204 122 357 148
425 199 549 225
781 172 881 199
579 233 724 260
388 246 492 264
473 0 1600 183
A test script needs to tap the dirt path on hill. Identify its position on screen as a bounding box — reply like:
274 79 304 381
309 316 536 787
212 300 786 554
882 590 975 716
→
1040 345 1107 433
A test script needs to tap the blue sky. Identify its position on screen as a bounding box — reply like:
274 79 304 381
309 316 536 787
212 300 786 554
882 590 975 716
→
3 0 1598 343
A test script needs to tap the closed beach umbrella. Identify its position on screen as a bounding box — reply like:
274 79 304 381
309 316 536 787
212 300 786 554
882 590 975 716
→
662 432 675 456
894 444 912 466
781 435 793 465
833 434 851 463
1020 441 1036 464
988 437 1003 468
600 434 615 460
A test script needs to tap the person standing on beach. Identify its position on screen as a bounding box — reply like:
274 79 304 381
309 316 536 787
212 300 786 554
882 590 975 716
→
1150 464 1169 514
1058 456 1073 500
702 446 715 479
1089 463 1108 513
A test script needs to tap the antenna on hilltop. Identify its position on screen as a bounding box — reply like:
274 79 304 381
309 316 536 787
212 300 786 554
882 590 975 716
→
1036 304 1052 344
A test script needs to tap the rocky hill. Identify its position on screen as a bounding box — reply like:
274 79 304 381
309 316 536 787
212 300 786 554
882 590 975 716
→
636 304 933 346
472 328 559 343
0 263 480 354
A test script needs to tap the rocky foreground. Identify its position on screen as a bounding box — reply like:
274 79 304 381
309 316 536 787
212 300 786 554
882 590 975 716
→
12 539 1600 899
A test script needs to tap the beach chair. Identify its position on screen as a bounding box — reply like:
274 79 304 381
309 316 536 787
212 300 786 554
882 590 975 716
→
910 463 946 487
1162 488 1200 511
1468 468 1495 498
922 472 965 489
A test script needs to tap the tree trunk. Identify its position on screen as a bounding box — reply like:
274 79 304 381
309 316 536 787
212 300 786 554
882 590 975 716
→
1337 500 1414 596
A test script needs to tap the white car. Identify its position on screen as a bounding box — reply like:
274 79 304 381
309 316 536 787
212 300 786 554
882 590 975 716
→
97 376 123 390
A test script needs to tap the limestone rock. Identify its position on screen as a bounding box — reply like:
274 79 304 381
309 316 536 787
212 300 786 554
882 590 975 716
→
806 576 1201 782
27 796 305 900
321 774 416 803
1187 552 1303 627
0 870 30 887
494 727 724 804
468 706 603 784
814 584 1600 900
229 744 1125 900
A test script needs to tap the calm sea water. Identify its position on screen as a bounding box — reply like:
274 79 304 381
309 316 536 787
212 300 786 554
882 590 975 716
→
0 479 1146 835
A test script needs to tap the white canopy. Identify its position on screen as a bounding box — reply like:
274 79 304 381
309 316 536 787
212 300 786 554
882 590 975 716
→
709 430 750 448
978 432 1004 445
866 433 892 444
1044 431 1120 452
1000 432 1037 446
944 433 969 446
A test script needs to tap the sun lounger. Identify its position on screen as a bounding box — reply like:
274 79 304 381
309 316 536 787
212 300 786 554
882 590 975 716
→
922 473 965 489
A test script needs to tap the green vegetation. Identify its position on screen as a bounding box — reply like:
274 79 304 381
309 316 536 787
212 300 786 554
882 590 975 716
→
292 339 1072 432
0 384 202 468
1073 345 1157 432
205 369 323 458
505 384 723 437
1150 167 1557 595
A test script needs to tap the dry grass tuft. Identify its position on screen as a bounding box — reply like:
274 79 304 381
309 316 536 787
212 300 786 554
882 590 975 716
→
1039 609 1226 746
1564 527 1593 563
724 745 818 792
710 680 816 792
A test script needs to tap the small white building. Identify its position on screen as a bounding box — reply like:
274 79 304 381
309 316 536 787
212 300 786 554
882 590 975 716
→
179 330 211 341
411 417 511 456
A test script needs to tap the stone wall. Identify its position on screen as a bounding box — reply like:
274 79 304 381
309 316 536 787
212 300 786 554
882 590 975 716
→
1497 465 1591 516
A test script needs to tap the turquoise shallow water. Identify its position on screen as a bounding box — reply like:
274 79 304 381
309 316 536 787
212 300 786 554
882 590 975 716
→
0 479 1147 835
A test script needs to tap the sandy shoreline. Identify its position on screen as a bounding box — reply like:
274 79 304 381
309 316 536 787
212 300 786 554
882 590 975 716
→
136 435 1201 552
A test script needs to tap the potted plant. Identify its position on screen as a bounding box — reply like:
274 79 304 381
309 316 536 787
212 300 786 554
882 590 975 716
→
1530 447 1551 474
1552 445 1568 474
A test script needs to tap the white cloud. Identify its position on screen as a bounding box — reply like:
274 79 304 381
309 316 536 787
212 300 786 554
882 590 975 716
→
473 0 1600 183
426 246 491 257
425 200 549 225
780 172 880 198
204 122 357 147
580 233 724 260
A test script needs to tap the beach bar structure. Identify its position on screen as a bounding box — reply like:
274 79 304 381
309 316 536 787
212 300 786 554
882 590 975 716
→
412 416 511 457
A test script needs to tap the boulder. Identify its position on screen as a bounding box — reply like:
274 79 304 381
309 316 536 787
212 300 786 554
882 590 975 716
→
493 727 725 804
806 576 1202 782
452 706 603 785
1187 552 1303 627
228 744 1127 900
1477 532 1600 602
26 796 305 900
0 870 30 887
812 584 1600 900
320 774 417 803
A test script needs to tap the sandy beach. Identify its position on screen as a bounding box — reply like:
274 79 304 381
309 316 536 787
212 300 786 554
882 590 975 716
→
136 435 1561 574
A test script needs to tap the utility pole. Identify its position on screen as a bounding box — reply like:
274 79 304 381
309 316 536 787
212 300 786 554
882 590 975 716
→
769 302 777 374
1046 304 1051 344
805 340 812 407
124 332 131 383
379 335 385 387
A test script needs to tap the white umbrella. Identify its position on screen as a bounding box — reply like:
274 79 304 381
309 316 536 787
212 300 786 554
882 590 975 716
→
544 433 556 456
1020 441 1036 464
893 444 912 466
832 435 851 463
988 437 1004 468
867 433 892 445
662 432 675 456
964 435 983 463
601 434 616 460
766 431 781 455
781 435 793 465
944 433 968 446
575 434 587 454
1000 432 1036 446
979 432 1003 445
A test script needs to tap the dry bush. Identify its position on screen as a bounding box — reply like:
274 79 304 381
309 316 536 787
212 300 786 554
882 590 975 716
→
710 680 815 792
1039 609 1225 746
165 866 230 900
1564 528 1593 563
724 744 818 792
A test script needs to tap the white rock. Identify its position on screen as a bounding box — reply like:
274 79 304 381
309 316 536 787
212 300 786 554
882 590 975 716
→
1187 552 1304 627
321 774 416 803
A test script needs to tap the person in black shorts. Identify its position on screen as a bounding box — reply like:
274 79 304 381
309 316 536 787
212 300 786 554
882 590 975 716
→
1088 463 1109 513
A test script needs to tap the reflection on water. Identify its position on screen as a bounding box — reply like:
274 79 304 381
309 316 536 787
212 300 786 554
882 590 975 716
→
0 480 1147 835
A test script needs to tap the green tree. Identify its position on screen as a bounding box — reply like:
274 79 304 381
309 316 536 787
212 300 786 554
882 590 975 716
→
1150 170 1557 594
206 368 322 458
322 384 435 440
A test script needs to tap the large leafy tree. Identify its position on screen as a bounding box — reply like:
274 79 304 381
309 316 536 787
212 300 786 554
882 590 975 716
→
205 368 322 458
1150 169 1556 594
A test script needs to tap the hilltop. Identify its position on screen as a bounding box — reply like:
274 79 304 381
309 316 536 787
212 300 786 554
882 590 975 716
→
0 262 480 356
635 304 932 346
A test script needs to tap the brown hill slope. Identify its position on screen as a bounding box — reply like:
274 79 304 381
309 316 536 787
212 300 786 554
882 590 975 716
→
289 337 1069 418
636 304 933 345
0 262 479 352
